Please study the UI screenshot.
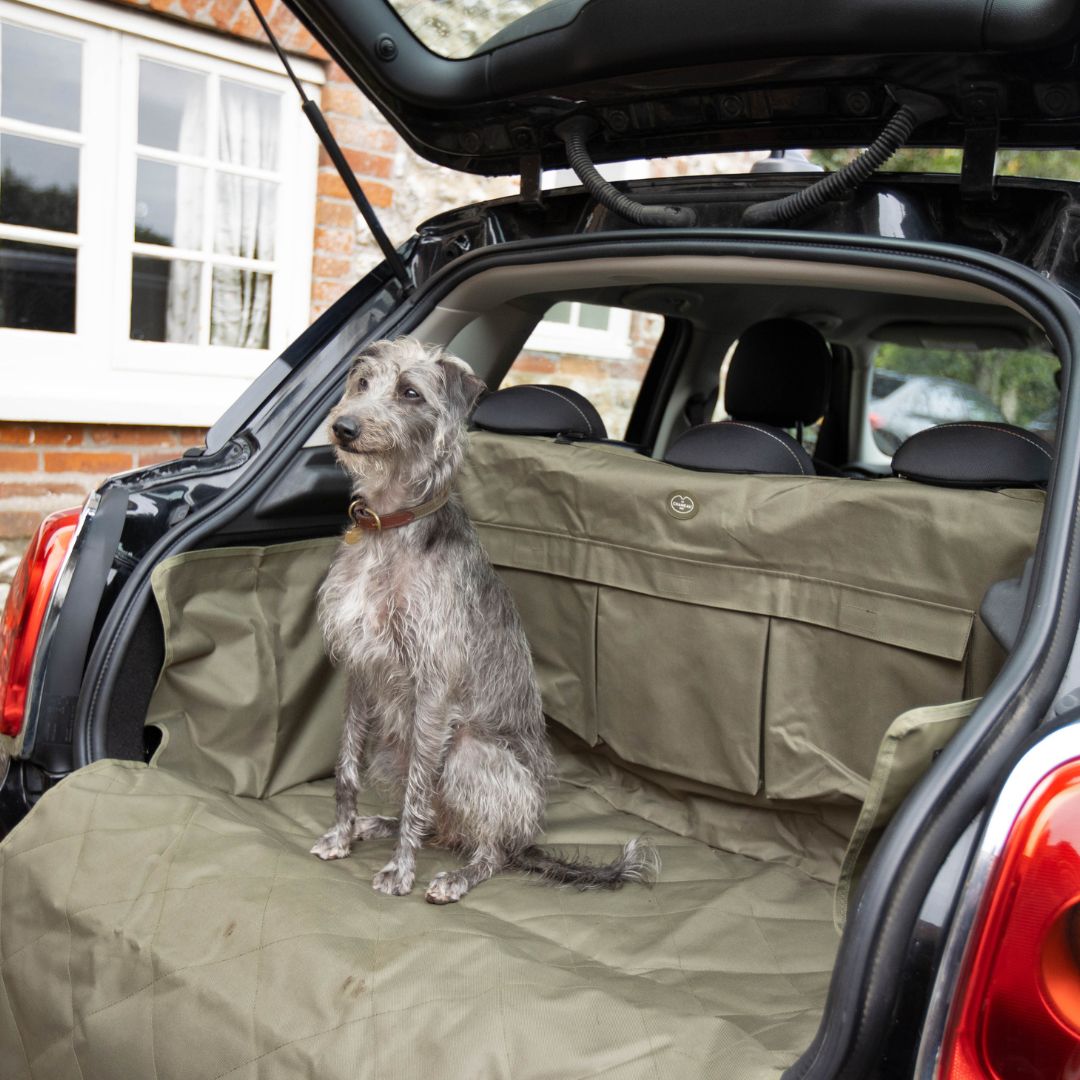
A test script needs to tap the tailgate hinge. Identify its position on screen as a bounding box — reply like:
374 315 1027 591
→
245 0 411 291
960 83 1001 202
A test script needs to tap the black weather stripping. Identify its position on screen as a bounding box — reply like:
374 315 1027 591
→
555 117 697 227
742 89 948 227
245 0 411 290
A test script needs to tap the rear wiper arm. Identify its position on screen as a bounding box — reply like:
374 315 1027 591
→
246 0 411 291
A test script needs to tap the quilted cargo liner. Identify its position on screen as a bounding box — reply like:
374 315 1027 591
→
0 435 1044 1079
0 753 841 1080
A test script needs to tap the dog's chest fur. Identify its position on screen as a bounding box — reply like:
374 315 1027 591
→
320 538 421 672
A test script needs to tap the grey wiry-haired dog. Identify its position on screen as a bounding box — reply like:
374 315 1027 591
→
311 338 658 903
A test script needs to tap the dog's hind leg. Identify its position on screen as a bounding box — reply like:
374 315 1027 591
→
423 735 544 904
425 846 504 905
312 673 371 860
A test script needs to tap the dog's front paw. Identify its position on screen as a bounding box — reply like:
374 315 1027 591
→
372 861 415 896
425 871 468 905
311 830 352 860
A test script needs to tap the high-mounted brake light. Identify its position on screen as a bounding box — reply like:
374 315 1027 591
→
938 755 1080 1079
0 506 81 737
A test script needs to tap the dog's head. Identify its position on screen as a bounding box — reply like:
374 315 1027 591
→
328 338 486 499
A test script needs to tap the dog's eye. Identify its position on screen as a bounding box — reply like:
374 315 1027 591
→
401 387 422 401
356 377 368 391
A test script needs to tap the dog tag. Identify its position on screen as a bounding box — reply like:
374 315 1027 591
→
344 526 364 545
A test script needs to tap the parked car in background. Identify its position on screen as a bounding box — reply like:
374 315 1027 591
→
868 369 1006 453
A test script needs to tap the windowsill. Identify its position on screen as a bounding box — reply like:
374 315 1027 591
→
1 370 263 427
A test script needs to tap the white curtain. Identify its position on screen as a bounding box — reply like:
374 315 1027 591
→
211 82 277 349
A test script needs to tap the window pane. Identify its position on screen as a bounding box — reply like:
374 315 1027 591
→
210 266 270 349
218 81 279 170
0 134 79 232
137 60 206 155
213 174 276 259
869 343 1060 454
1 23 81 131
578 303 611 331
0 240 76 332
507 309 664 438
135 158 204 247
130 256 200 343
545 301 573 324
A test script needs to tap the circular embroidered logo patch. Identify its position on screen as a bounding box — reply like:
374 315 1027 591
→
667 492 698 519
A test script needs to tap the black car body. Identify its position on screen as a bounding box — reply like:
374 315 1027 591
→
4 3 1080 1078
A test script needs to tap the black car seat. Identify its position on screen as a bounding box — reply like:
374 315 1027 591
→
724 318 833 441
891 421 1052 489
473 383 607 439
664 420 815 475
891 421 1052 653
684 318 839 472
472 383 646 452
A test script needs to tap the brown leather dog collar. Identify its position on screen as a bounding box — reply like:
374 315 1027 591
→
344 491 450 544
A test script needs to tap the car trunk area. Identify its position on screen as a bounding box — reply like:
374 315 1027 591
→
0 428 1044 1080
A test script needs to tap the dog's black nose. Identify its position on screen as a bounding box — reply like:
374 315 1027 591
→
332 416 361 443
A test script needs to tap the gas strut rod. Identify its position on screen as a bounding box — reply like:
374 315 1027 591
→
555 117 697 227
245 0 411 291
741 89 948 227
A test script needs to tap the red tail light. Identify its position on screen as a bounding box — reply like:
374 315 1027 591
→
0 506 81 737
939 756 1080 1079
868 411 883 430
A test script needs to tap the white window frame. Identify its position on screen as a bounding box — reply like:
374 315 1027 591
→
0 0 323 426
524 301 634 361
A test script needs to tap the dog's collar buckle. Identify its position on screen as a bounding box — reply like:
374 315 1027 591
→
345 501 381 544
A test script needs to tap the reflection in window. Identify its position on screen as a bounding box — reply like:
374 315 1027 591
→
0 240 76 332
1 23 81 131
0 134 79 232
130 255 200 343
0 20 82 334
137 61 206 153
134 158 204 247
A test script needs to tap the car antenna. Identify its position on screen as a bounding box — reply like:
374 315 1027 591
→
245 0 411 292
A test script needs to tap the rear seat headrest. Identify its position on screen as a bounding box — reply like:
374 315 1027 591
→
725 318 832 428
472 384 608 439
892 422 1052 488
664 421 816 476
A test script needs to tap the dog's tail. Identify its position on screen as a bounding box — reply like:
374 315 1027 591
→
510 836 660 890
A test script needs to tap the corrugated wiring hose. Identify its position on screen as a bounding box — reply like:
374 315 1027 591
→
555 117 697 227
742 91 948 227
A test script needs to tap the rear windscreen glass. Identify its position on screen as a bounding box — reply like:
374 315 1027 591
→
385 0 576 59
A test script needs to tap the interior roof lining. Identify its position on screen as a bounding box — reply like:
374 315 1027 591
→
422 255 1037 351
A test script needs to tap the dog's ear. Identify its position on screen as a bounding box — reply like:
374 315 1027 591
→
437 355 487 420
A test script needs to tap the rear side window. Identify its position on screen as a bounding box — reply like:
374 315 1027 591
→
503 303 664 438
866 342 1060 457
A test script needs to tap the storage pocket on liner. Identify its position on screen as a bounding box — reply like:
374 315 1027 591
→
833 697 978 929
497 567 599 744
595 587 766 794
763 619 971 802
